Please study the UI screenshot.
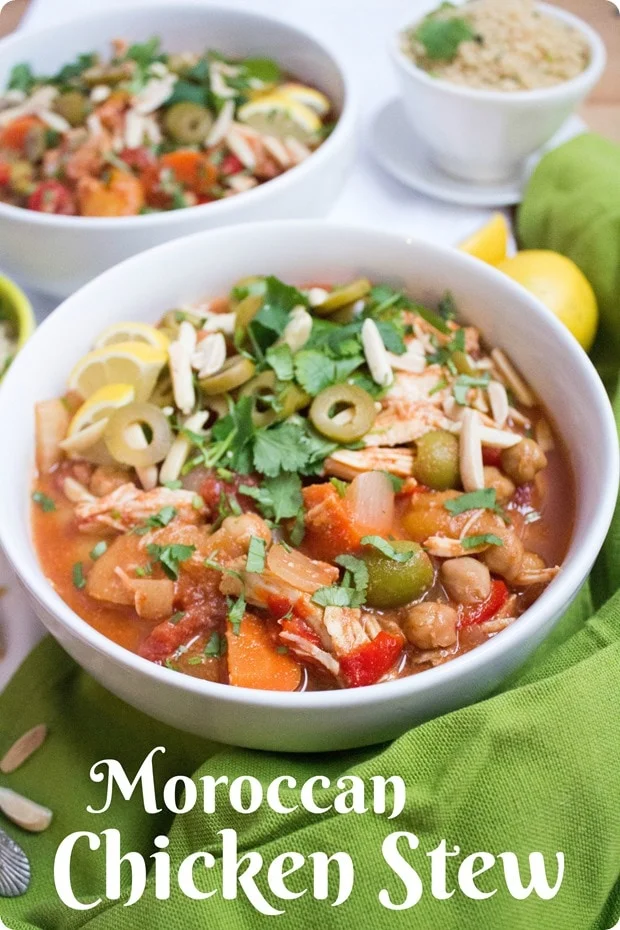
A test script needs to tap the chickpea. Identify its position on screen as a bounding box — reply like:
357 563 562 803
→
441 557 491 605
483 466 515 504
90 464 129 497
520 551 546 573
482 526 524 582
501 439 547 486
402 602 458 650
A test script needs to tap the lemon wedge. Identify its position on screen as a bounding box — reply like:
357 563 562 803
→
68 341 167 401
238 93 321 142
278 83 331 117
459 213 509 266
67 383 136 436
94 322 169 352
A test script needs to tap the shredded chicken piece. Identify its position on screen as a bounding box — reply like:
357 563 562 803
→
279 632 340 677
513 565 560 586
323 607 373 657
365 401 450 447
324 447 415 480
75 483 205 533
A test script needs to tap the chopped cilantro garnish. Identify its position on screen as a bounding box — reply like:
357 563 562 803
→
133 506 177 535
453 372 490 405
361 536 414 562
192 495 204 510
524 510 542 524
266 344 294 381
410 302 451 335
32 491 56 512
227 594 246 635
8 62 36 94
335 554 369 600
89 541 107 561
429 377 448 397
246 536 266 574
416 15 476 61
444 488 503 516
163 479 183 490
135 564 153 578
253 421 311 477
169 611 186 625
276 645 289 655
146 543 195 580
462 534 503 550
290 511 305 547
294 350 362 396
438 291 457 321
204 631 227 657
329 477 349 498
72 562 86 590
312 586 358 608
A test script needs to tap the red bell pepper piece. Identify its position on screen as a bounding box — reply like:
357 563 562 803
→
221 153 245 176
458 579 508 627
339 632 403 688
27 180 75 215
482 446 502 468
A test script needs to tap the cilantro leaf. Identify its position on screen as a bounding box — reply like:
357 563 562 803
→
312 586 358 608
8 63 36 93
444 488 502 516
242 56 281 85
252 421 309 477
290 511 305 547
266 343 294 381
240 473 303 523
416 16 476 61
438 291 457 321
374 319 406 355
294 350 363 396
125 37 162 68
381 472 405 493
250 276 307 348
462 533 504 550
133 505 177 535
453 372 490 405
146 543 195 580
335 554 369 600
410 301 451 335
204 631 227 657
32 490 56 512
361 536 415 563
53 52 97 84
227 594 246 634
246 536 266 574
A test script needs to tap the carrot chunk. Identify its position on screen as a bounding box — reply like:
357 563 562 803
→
226 613 301 691
0 116 41 152
160 150 217 195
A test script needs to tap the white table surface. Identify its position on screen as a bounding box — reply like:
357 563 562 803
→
0 0 502 691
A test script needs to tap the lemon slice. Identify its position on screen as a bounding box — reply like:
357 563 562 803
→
278 83 331 117
94 322 169 352
68 383 136 435
68 341 167 401
459 213 509 267
238 93 321 143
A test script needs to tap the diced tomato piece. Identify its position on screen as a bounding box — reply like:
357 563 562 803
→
0 116 41 153
119 146 156 171
302 483 365 562
0 161 10 186
482 446 502 468
339 632 404 688
458 579 508 628
221 153 244 176
267 594 293 620
27 180 75 215
198 471 259 520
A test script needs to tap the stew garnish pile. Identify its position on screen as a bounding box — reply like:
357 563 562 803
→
32 276 572 690
0 39 333 216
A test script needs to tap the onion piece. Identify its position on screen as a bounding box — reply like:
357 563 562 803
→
35 399 70 474
266 544 338 594
345 471 394 536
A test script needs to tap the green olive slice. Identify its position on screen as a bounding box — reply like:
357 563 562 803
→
164 101 214 144
235 294 264 331
239 371 278 427
104 403 172 467
199 356 255 395
309 384 376 443
279 383 311 419
54 91 90 127
451 350 477 376
315 278 372 315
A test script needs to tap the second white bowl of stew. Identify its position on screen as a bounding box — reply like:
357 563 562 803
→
0 221 617 750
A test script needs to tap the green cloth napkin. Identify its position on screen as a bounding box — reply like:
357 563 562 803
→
519 132 620 385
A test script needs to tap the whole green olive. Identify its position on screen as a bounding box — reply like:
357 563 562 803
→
413 429 460 491
363 540 434 609
54 91 90 127
164 102 213 144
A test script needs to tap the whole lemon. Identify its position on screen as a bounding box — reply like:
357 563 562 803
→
497 250 598 352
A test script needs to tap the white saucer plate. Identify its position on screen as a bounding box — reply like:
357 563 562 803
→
369 98 587 208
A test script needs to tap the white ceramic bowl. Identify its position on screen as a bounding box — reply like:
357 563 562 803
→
0 221 617 752
0 4 355 297
390 2 606 182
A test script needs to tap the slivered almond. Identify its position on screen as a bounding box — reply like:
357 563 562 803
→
488 380 509 428
0 787 53 833
361 318 393 388
280 306 313 353
159 411 208 485
263 135 291 168
459 408 484 492
307 287 329 308
192 332 226 379
491 349 535 407
201 310 236 336
169 322 196 415
387 343 426 374
535 418 555 452
447 421 521 449
226 174 258 194
207 99 235 146
63 477 95 504
0 725 48 774
285 136 312 164
226 128 256 171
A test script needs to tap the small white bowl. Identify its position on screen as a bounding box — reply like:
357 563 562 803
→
390 2 606 183
0 220 617 752
0 3 355 297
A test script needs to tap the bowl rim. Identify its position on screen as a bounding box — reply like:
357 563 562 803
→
0 219 618 713
390 1 607 104
0 1 356 230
